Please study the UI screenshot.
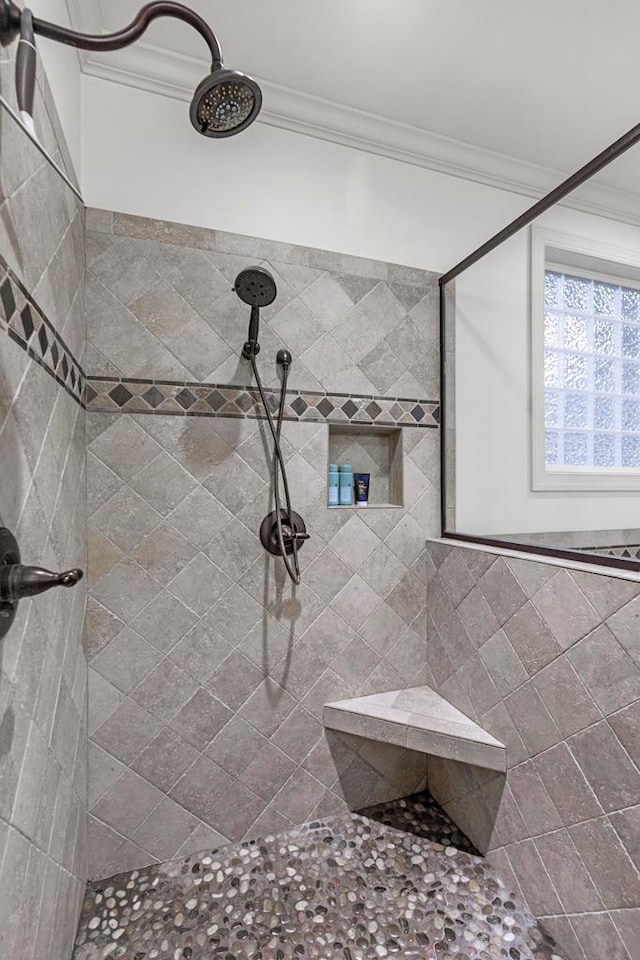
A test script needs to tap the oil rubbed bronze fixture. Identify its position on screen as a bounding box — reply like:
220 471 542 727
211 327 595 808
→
0 527 83 640
0 0 262 138
233 268 309 584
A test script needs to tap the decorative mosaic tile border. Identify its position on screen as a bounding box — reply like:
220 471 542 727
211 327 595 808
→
86 376 440 428
0 257 85 407
584 543 640 560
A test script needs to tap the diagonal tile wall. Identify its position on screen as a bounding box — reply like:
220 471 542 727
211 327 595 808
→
84 213 441 877
425 540 640 960
85 209 439 400
0 48 87 960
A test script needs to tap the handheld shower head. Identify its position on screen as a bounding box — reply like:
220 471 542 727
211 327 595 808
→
233 266 277 359
233 266 277 307
191 66 262 138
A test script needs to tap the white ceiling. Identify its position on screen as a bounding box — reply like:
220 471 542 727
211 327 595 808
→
73 0 640 207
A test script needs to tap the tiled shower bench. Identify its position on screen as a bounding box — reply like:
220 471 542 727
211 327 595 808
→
324 686 506 772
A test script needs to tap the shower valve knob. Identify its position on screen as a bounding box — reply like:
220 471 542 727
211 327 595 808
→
0 527 83 639
1 563 84 600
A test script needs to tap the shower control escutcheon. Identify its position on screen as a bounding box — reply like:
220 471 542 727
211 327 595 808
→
0 527 83 639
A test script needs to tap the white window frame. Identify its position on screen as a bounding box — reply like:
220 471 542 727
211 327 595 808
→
531 226 640 491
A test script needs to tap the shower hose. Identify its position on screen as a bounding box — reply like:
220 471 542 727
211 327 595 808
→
250 357 301 585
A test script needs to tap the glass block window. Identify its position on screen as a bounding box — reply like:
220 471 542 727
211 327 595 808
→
544 269 640 469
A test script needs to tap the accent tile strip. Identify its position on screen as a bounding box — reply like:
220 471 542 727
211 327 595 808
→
0 258 85 408
86 376 440 428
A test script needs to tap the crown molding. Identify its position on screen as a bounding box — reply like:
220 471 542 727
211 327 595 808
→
77 38 640 227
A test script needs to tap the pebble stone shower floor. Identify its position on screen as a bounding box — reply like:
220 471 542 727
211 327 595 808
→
73 791 566 960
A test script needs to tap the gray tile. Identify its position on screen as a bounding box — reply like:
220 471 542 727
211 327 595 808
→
167 486 232 549
91 768 164 837
570 912 632 960
503 601 562 675
130 450 198 517
608 699 640 767
330 636 380 689
534 742 603 825
208 650 266 711
130 590 199 654
88 742 127 808
273 767 326 823
130 658 199 723
306 548 361 604
458 655 500 716
168 553 233 617
437 609 475 671
478 629 528 698
386 571 425 626
271 707 323 764
169 688 232 751
91 558 162 623
478 557 527 626
534 829 604 913
533 656 602 738
169 755 234 824
90 627 163 694
438 549 476 606
569 816 640 909
457 587 500 649
359 542 407 596
205 584 263 644
331 575 381 630
508 760 562 837
505 681 562 757
532 570 601 651
360 602 404 657
610 805 640 867
169 621 232 683
205 716 265 776
571 571 640 619
240 678 297 737
607 594 640 667
611 909 640 960
90 485 161 553
132 796 199 861
88 416 160 482
480 702 528 767
568 623 640 715
505 557 555 596
569 720 640 813
238 740 296 802
202 452 265 516
209 781 265 842
131 727 200 793
91 697 162 767
132 522 199 586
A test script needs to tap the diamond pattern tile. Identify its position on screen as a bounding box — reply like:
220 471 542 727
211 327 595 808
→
425 540 640 958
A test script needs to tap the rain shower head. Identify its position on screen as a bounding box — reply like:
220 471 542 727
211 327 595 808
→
191 67 262 138
234 266 277 358
0 1 262 139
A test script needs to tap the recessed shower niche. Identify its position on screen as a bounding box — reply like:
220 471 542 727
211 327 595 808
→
327 423 404 508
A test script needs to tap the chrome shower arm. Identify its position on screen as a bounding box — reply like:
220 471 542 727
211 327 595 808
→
0 0 222 67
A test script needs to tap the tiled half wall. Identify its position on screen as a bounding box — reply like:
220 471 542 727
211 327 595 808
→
425 540 640 960
85 211 441 878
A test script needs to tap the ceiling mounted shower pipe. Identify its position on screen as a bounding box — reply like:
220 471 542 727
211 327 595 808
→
0 0 262 137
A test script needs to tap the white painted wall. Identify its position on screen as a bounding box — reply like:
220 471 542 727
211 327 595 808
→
34 0 82 177
79 75 528 272
455 204 640 536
